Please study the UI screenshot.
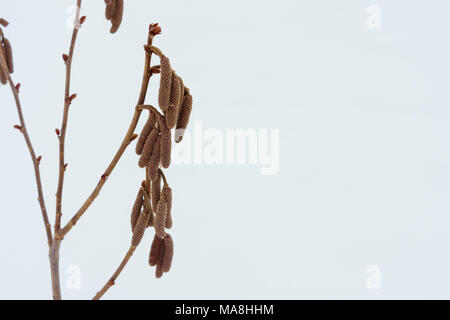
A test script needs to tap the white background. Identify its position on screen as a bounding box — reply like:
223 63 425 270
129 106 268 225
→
1 0 449 299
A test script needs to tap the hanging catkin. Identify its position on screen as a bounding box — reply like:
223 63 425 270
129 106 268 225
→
130 187 144 232
148 136 161 181
166 73 181 129
0 69 6 85
3 38 13 73
148 235 163 266
154 199 167 239
152 174 161 212
104 0 114 20
110 0 123 34
159 116 172 168
155 253 164 278
158 55 172 111
163 186 173 229
131 210 150 247
161 234 174 273
138 127 159 168
175 89 193 143
135 112 155 155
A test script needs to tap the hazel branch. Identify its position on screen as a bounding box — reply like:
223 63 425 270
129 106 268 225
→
55 0 83 234
59 29 158 238
0 25 53 248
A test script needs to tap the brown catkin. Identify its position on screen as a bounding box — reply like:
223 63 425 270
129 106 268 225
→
104 0 114 20
148 235 163 266
158 56 172 111
163 186 173 229
152 174 161 212
3 38 13 74
165 73 181 129
175 90 193 142
154 200 167 239
135 113 155 155
169 73 182 111
138 127 159 168
0 69 6 85
147 210 154 227
130 188 144 232
155 256 163 278
159 116 172 168
131 211 150 247
161 234 174 273
110 0 123 34
148 136 161 181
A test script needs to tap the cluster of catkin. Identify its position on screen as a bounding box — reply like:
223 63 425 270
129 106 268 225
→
0 19 13 85
104 0 123 33
130 49 193 278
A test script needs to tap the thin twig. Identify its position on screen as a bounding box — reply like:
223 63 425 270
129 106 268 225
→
92 245 137 300
59 32 156 238
0 30 53 249
55 0 82 234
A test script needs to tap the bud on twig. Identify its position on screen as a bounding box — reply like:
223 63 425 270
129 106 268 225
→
15 83 20 92
68 94 77 102
37 155 42 164
13 125 22 131
62 54 68 62
55 128 60 136
80 16 86 25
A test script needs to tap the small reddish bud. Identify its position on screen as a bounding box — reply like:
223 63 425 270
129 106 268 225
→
64 163 68 169
150 65 161 74
55 128 60 136
149 23 161 36
68 93 77 102
15 83 21 92
130 133 138 143
13 125 22 130
62 54 68 62
80 16 86 25
37 155 42 163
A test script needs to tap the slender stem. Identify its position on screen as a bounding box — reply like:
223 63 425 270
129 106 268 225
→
0 31 53 248
49 239 62 300
55 0 82 234
59 33 156 238
92 246 137 300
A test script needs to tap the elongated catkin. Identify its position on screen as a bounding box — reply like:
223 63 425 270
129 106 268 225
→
0 69 6 85
130 188 144 232
163 186 173 229
159 116 172 168
158 56 172 111
175 89 193 143
166 73 181 129
110 0 123 34
155 255 163 278
3 38 13 73
138 127 159 168
154 200 167 239
152 174 161 212
161 234 174 273
147 210 154 227
148 136 161 181
136 113 155 155
149 235 163 266
131 211 150 247
104 0 114 20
